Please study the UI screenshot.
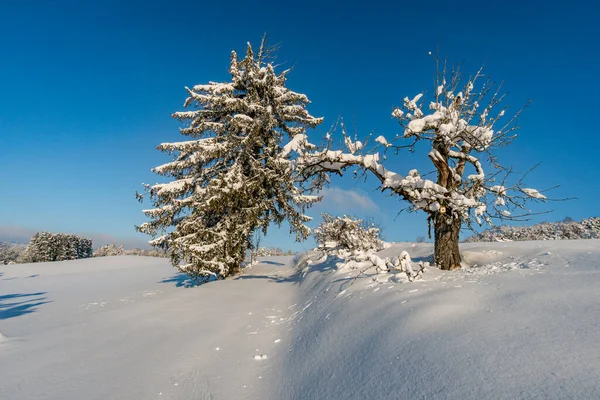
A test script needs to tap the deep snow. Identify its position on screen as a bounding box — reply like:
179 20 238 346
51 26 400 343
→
2 240 600 399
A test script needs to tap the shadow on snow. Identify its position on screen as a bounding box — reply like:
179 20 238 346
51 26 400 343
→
0 292 51 320
260 260 286 266
159 273 218 288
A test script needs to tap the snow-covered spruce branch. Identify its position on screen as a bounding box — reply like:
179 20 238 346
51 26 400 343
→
18 232 93 263
293 60 551 270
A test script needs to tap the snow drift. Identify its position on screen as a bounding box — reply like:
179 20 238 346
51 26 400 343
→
272 240 600 399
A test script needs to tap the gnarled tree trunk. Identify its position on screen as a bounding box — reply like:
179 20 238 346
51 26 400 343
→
433 213 462 270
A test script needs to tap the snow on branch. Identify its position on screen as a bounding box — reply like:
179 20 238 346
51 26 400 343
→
293 61 550 229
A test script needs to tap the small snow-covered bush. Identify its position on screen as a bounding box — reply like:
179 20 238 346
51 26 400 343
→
0 242 26 264
314 213 384 254
310 216 426 284
94 244 126 257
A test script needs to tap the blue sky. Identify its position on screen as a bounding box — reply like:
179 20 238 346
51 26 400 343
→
1 0 599 251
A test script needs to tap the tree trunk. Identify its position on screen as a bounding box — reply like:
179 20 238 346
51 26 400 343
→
433 214 462 270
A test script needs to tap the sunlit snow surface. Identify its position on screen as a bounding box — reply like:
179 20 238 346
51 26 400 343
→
2 241 600 399
0 256 297 399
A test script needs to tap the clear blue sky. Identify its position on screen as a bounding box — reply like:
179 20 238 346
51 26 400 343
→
1 0 598 250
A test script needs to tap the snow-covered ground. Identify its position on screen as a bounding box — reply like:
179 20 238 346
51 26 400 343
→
0 256 298 399
2 241 600 399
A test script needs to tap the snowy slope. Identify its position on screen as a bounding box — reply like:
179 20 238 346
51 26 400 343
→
271 240 600 399
2 241 600 399
1 256 298 400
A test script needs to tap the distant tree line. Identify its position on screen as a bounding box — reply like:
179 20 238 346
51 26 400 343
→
17 232 93 263
465 217 600 242
254 247 295 257
1 233 170 265
93 244 168 258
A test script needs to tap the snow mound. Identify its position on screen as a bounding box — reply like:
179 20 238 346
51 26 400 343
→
273 240 600 399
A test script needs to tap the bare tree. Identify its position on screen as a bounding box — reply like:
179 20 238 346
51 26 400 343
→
296 58 550 270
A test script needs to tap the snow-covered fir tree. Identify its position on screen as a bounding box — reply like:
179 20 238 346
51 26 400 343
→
298 59 548 270
37 232 55 262
19 232 93 263
137 39 323 279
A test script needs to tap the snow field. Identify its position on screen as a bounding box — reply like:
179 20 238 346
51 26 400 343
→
1 256 299 399
2 241 600 399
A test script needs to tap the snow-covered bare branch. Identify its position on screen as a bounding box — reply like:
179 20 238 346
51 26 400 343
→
295 59 549 270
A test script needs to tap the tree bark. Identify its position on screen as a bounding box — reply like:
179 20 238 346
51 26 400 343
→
433 213 462 270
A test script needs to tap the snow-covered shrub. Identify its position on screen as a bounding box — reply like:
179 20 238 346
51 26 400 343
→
311 215 427 284
0 242 26 264
465 217 600 242
314 213 384 254
94 244 126 257
19 232 93 263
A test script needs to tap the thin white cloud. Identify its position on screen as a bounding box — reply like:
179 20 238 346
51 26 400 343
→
0 225 36 243
0 225 151 249
314 186 380 215
1 188 379 250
